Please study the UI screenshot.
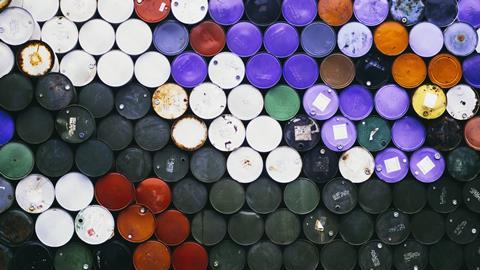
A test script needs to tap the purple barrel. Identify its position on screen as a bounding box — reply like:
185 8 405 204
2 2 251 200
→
463 55 480 89
444 22 478 57
0 109 14 146
171 52 207 88
303 84 339 120
246 52 282 89
283 54 318 90
375 147 409 183
226 22 263 57
353 0 389 26
209 0 244 25
392 116 426 152
301 22 336 58
263 22 299 58
458 0 480 28
410 147 445 183
374 84 410 120
321 116 357 152
339 84 373 121
153 20 189 56
337 22 373 58
281 0 317 26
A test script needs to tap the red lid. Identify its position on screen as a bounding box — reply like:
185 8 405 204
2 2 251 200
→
95 173 135 211
190 21 226 57
136 178 172 214
133 240 171 270
117 204 156 243
134 0 171 23
465 116 480 151
155 210 190 246
172 242 208 270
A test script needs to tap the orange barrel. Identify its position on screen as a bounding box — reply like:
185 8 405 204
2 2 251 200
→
465 117 480 151
317 0 352 26
117 204 155 243
133 240 171 270
136 178 172 214
374 21 409 56
428 53 462 89
392 53 427 89
155 210 190 246
172 242 208 270
95 173 135 211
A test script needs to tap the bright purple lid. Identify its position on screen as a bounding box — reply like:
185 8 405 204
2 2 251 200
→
375 147 409 183
444 22 478 57
263 22 299 58
321 116 357 152
246 52 282 89
171 52 207 88
337 22 373 58
392 116 426 152
0 109 14 146
303 84 339 120
463 54 480 89
209 0 245 25
339 84 373 121
281 0 317 26
374 84 410 120
153 20 189 56
353 0 389 26
410 147 445 183
283 54 318 90
458 0 480 28
226 22 263 57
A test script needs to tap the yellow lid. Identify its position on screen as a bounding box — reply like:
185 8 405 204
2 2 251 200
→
412 84 446 119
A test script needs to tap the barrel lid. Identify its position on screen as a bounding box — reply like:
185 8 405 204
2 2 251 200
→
353 0 388 26
390 0 425 25
208 115 245 152
283 239 319 270
41 16 78 54
78 82 114 118
171 0 207 25
410 147 445 183
226 22 262 57
374 84 410 120
428 177 461 213
446 84 479 120
171 52 207 88
13 242 52 270
190 146 226 183
189 83 226 120
429 240 463 270
75 205 114 245
155 209 189 246
75 139 113 177
392 53 427 89
339 84 373 121
446 208 479 244
227 147 263 184
135 51 171 88
97 50 134 87
172 242 208 270
134 0 170 23
245 0 281 26
246 115 281 152
266 146 302 184
153 145 189 182
97 0 133 23
392 116 426 152
0 7 34 45
247 241 282 270
0 209 33 246
36 72 75 111
190 21 225 57
303 84 339 120
265 208 301 245
245 53 282 89
60 0 96 22
227 84 263 121
320 240 357 270
54 242 94 270
16 106 53 144
144 182 182 217
16 174 54 214
152 83 188 120
375 147 409 183
60 50 96 87
358 178 392 214
444 22 478 57
133 241 170 270
55 105 95 143
93 240 132 270
465 117 480 150
317 0 353 26
410 22 444 57
393 240 428 270
458 0 480 28
209 52 245 90
320 53 355 90
117 204 155 243
357 116 391 152
356 53 391 89
283 54 318 90
97 114 133 151
393 177 427 214
265 85 300 121
0 42 14 78
358 241 392 270
55 172 93 211
115 83 150 120
303 208 339 244
464 179 480 213
301 22 336 58
171 115 207 151
153 20 189 56
116 147 152 183
17 40 54 78
339 209 374 245
209 178 245 214
376 209 410 245
95 173 135 211
322 177 358 214
0 142 34 181
208 0 243 25
465 239 480 270
228 211 263 246
0 177 13 214
374 21 408 56
283 178 320 215
134 115 169 152
339 147 375 183
428 54 462 89
337 22 373 58
116 19 152 56
191 209 226 246
302 146 338 184
13 0 58 21
245 177 282 214
320 116 357 152
172 177 207 214
283 115 320 152
0 109 13 146
448 147 480 182
209 240 245 270
264 23 299 58
424 0 457 27
35 208 74 247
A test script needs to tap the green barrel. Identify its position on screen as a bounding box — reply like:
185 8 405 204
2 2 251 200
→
0 142 34 180
356 115 391 152
264 85 300 121
54 242 94 270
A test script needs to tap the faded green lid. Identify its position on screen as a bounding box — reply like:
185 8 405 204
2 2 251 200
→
356 115 391 152
0 142 34 180
447 146 480 182
264 85 300 121
54 242 93 270
283 178 320 215
209 178 245 214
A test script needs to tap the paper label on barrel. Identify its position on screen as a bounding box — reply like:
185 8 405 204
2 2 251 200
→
159 2 166 11
333 124 348 140
384 157 401 173
312 93 331 112
417 156 435 175
294 125 312 141
423 93 438 109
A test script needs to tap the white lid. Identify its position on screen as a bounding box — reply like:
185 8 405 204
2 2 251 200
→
79 19 115 56
75 205 115 245
246 115 282 153
116 19 152 56
0 7 35 45
0 41 14 78
190 82 226 119
339 146 375 183
15 174 55 214
228 84 264 121
97 50 134 87
171 0 208 25
227 147 263 183
98 0 133 24
35 208 74 247
29 21 41 40
135 51 171 88
51 52 59 72
171 116 208 151
446 84 479 120
409 22 444 58
265 146 302 183
18 41 54 76
152 83 188 119
41 16 79 54
208 52 245 89
60 50 97 87
208 114 245 152
60 0 97 22
55 172 94 212
14 0 59 22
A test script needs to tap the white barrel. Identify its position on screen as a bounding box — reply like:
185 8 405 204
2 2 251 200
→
171 0 208 25
227 147 263 183
41 16 79 54
97 50 134 87
15 174 55 214
116 19 152 56
98 0 133 24
209 114 245 152
339 146 375 183
75 205 115 245
266 146 302 183
35 208 74 247
60 0 97 22
446 84 479 120
134 51 171 88
13 0 59 22
60 50 97 87
246 116 282 153
171 116 208 151
208 52 245 89
79 19 115 56
152 83 188 120
0 7 35 45
189 83 227 120
228 84 264 121
55 172 94 212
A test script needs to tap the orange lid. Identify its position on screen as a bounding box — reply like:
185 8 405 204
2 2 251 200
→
136 178 172 214
428 53 462 89
392 53 427 89
317 0 353 26
374 21 409 56
117 204 155 243
155 210 190 246
465 117 480 151
133 240 171 270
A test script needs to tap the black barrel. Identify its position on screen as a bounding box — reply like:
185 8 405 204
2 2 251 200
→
320 240 357 270
393 178 427 214
375 209 410 245
283 239 319 270
247 241 282 270
358 240 393 270
322 177 358 214
228 211 264 246
246 177 282 214
16 106 54 144
393 240 428 270
339 209 374 246
428 177 462 213
191 209 227 246
36 72 76 111
75 139 114 177
172 177 208 214
190 146 226 183
303 208 338 244
209 240 246 270
78 82 114 118
134 115 170 151
35 139 73 178
358 178 392 214
302 145 339 183
152 145 189 182
410 209 445 245
97 114 133 151
115 147 152 182
115 83 151 120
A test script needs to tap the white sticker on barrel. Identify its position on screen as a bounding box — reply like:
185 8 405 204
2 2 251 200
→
417 156 436 175
312 93 331 112
294 125 312 141
384 157 401 174
423 92 438 109
333 124 348 140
